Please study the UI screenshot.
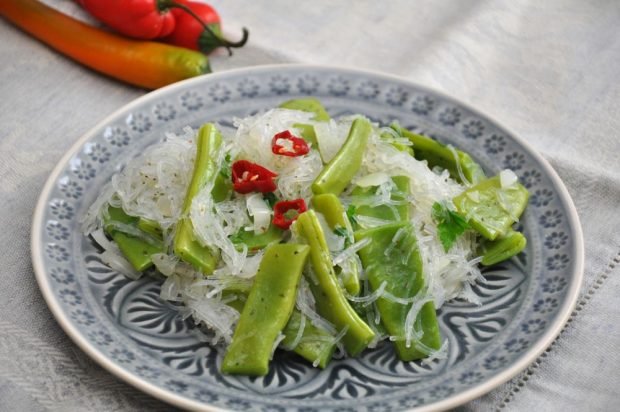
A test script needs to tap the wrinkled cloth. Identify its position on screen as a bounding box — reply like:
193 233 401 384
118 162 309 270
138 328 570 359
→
1 0 619 411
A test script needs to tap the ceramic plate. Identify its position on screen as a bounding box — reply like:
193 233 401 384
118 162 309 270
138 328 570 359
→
31 65 583 411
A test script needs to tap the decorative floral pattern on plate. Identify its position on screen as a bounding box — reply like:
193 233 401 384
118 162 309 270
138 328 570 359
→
32 66 582 412
154 102 177 121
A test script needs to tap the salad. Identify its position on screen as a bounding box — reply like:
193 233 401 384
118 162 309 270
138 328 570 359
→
82 98 529 376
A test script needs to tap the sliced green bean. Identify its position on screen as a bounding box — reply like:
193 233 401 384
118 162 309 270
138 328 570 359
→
281 310 336 369
137 217 163 238
279 98 330 121
173 124 222 274
103 207 162 271
222 291 337 369
230 224 285 252
355 222 441 361
453 175 529 240
295 210 375 356
211 170 232 203
380 130 414 156
312 193 360 295
480 229 527 266
221 291 247 313
104 205 135 226
222 243 310 376
312 194 352 230
279 98 330 148
351 176 410 226
312 118 372 196
392 124 486 185
223 293 337 369
111 233 160 271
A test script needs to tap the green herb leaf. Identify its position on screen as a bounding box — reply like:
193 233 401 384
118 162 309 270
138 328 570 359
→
219 153 232 179
432 201 470 252
263 192 278 208
346 205 358 225
333 226 348 238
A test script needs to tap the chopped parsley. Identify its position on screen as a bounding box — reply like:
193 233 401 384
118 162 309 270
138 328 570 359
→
219 153 232 179
333 226 348 238
346 205 358 225
432 201 470 252
262 192 278 208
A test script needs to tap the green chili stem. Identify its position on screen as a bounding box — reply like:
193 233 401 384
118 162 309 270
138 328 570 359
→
159 0 249 55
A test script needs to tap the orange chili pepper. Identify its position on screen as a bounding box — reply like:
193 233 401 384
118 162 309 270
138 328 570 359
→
0 0 211 89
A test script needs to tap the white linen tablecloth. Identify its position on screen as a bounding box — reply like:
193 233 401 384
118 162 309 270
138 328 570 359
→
1 0 619 410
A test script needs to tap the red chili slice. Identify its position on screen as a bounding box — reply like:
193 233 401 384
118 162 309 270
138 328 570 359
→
271 130 310 157
273 199 307 230
231 160 277 194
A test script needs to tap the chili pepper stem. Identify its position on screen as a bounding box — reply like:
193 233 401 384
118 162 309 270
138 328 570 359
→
157 0 249 55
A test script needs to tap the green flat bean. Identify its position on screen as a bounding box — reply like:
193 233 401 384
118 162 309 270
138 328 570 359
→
295 210 375 356
392 124 486 185
312 118 372 196
221 291 247 313
137 217 163 238
279 97 330 121
312 193 360 295
103 207 162 271
222 290 337 369
211 169 232 203
279 98 330 148
355 222 441 361
230 224 285 252
380 130 414 156
351 176 410 225
453 175 529 240
222 243 310 376
281 310 336 369
104 205 136 229
110 233 160 271
480 229 527 266
312 194 352 231
173 124 222 274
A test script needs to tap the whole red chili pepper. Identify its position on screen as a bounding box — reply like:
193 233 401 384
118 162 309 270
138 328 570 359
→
165 1 249 55
77 0 248 54
273 199 307 230
77 0 176 39
271 130 310 157
231 160 278 194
